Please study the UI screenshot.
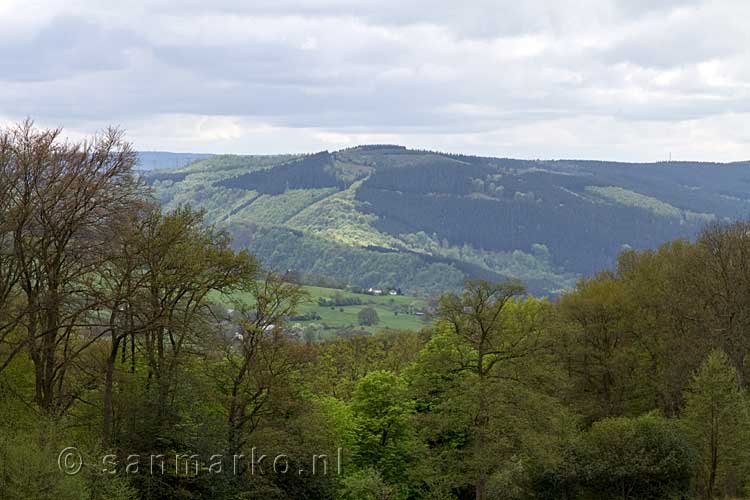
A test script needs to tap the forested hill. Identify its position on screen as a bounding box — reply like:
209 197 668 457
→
145 145 750 295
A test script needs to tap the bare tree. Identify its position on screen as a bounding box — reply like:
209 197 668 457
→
0 133 24 374
0 120 141 414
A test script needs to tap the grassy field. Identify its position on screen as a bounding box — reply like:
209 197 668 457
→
295 285 431 333
223 283 431 334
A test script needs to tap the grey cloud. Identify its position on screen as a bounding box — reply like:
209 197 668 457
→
0 0 748 160
600 14 741 68
0 15 137 82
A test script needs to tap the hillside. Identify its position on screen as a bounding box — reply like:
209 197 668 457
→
136 151 213 170
145 145 750 295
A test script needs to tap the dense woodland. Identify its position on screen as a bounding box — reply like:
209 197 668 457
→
3 124 750 500
147 144 750 296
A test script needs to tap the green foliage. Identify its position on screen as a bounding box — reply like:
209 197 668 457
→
339 468 401 500
399 231 577 293
586 185 716 225
407 282 574 500
177 154 300 176
558 274 654 421
358 307 380 326
349 371 415 483
0 408 137 500
586 185 684 218
304 330 426 399
233 188 337 226
147 145 750 296
287 179 401 249
682 350 750 499
232 224 469 295
7 127 750 500
0 431 90 500
572 414 693 500
318 291 363 307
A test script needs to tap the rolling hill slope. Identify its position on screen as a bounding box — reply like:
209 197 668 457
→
144 145 750 295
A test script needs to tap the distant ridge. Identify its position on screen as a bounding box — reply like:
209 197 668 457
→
144 145 750 295
136 151 213 170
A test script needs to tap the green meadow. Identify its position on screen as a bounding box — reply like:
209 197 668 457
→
224 283 431 334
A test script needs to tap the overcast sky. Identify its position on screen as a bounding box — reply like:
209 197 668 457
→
1 0 748 161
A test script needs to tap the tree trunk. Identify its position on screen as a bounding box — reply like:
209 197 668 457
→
102 332 122 448
707 425 717 500
475 348 488 500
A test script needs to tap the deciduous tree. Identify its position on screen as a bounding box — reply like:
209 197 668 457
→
683 350 750 499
